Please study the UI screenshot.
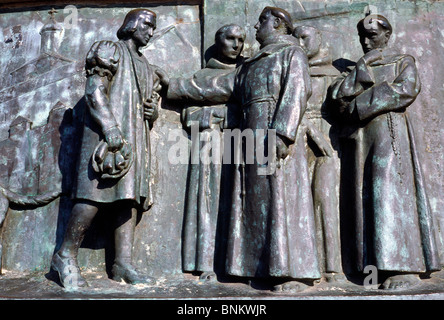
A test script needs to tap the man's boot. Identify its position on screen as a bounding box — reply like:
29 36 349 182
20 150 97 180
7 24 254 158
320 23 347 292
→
51 201 98 289
51 252 88 288
112 206 155 284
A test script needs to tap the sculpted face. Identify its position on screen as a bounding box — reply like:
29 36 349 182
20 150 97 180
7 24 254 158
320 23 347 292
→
217 26 245 64
359 20 390 53
132 13 156 47
254 10 276 44
293 26 321 59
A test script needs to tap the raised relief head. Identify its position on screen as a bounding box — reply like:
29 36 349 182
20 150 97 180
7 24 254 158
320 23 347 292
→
117 9 157 49
254 6 293 45
215 24 246 65
357 14 392 53
293 25 321 59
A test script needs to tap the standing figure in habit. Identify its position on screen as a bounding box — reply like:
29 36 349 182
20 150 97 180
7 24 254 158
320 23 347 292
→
330 14 441 289
167 7 321 292
293 25 346 283
181 24 245 281
51 9 166 289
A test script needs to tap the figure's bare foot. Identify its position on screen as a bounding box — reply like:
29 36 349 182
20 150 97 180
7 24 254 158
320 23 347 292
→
381 274 421 290
273 280 309 293
199 271 217 282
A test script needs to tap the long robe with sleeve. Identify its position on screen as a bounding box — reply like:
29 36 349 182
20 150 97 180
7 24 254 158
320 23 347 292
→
168 34 321 279
181 57 240 274
330 47 441 273
73 40 158 208
304 54 343 275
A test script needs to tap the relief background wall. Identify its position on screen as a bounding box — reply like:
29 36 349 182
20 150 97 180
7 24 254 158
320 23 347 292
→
0 0 442 278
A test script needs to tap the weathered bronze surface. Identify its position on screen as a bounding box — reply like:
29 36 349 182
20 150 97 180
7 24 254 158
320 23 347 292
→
329 13 438 290
181 24 245 282
51 8 166 289
293 25 345 283
168 7 320 293
0 0 443 300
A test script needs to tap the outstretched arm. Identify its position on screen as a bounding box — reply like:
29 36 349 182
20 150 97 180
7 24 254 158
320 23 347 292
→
167 69 236 104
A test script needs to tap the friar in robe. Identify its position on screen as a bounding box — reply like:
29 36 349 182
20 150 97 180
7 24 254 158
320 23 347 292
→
329 14 442 289
166 7 321 292
181 24 245 281
293 25 345 283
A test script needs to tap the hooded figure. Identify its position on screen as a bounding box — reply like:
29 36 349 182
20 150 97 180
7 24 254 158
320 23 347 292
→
181 24 245 281
167 7 321 292
293 25 345 283
329 14 442 289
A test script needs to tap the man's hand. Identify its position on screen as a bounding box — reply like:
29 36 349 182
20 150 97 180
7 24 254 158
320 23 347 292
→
276 135 291 160
310 132 334 157
305 121 333 157
144 93 159 121
362 48 383 65
104 126 124 151
155 67 169 90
